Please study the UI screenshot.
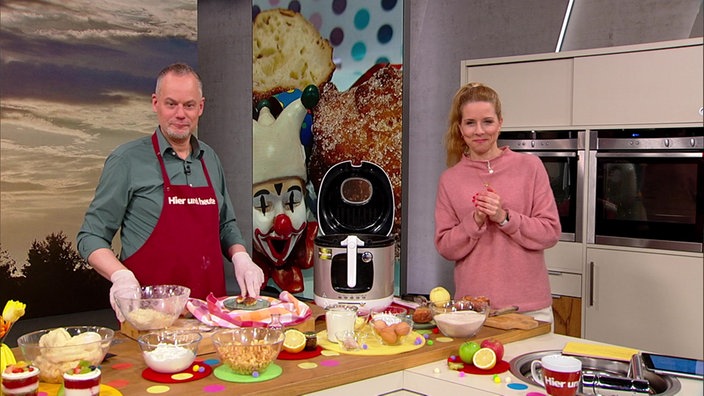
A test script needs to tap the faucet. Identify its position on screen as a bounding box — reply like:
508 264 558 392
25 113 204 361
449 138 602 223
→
627 354 645 381
580 354 651 395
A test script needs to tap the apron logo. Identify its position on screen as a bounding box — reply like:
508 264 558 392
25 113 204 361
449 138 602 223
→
168 196 216 205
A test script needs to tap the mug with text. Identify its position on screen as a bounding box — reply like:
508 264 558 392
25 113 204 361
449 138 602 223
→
531 354 582 396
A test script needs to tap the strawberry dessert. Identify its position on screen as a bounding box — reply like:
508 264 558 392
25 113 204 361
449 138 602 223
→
1 361 40 396
62 360 101 396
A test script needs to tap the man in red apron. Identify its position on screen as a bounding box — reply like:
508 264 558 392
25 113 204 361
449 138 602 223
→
77 63 264 321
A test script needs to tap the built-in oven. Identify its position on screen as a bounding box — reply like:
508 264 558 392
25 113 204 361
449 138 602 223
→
498 130 585 242
587 128 704 253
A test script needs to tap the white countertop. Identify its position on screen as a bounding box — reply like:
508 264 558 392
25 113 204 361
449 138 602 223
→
310 333 703 395
404 333 704 396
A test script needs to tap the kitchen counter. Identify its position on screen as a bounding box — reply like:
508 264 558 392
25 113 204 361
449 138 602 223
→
14 318 551 395
311 333 704 395
14 321 702 395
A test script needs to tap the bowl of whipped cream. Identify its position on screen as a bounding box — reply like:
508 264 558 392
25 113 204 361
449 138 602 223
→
137 330 202 373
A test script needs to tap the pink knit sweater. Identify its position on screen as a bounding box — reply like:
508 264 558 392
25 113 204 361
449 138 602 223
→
434 147 561 312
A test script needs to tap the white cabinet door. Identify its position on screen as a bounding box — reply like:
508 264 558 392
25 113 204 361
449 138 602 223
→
464 58 573 128
585 247 703 360
573 44 704 126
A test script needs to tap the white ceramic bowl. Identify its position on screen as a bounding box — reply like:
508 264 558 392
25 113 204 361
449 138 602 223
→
114 284 190 331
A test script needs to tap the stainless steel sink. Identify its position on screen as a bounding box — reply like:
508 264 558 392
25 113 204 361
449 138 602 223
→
509 350 681 396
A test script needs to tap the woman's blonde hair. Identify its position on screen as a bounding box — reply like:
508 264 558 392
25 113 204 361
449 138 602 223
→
443 83 503 167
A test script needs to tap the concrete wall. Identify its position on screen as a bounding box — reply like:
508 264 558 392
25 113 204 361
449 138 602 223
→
196 0 703 297
197 0 253 294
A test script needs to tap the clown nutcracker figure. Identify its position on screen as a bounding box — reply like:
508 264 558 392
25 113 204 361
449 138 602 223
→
251 86 319 293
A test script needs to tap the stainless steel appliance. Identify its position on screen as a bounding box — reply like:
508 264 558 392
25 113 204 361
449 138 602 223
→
498 130 585 242
313 161 395 310
587 128 704 252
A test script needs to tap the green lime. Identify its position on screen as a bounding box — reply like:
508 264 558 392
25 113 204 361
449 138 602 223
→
458 341 481 364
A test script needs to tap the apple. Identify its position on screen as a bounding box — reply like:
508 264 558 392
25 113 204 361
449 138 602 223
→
458 341 481 364
480 338 505 361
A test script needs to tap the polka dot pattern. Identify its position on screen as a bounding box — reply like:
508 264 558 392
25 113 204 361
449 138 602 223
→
253 0 403 90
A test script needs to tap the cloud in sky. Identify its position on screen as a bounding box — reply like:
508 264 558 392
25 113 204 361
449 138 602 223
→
0 0 198 263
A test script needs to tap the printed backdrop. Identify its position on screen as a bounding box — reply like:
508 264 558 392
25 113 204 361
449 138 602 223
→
250 1 404 295
0 0 404 316
0 0 199 317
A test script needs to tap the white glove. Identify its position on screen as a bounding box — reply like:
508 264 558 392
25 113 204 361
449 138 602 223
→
232 252 264 298
109 269 140 322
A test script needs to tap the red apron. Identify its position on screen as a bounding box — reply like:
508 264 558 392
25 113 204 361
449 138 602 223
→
123 133 226 299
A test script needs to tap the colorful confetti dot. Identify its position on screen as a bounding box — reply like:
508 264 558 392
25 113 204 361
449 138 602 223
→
458 371 465 377
203 384 227 392
297 362 317 369
252 371 260 378
362 344 368 350
423 333 430 339
105 379 129 389
320 359 340 367
199 366 205 373
505 376 512 383
193 365 200 371
171 373 193 381
508 383 529 390
493 374 501 383
427 340 434 346
433 367 440 374
146 385 170 394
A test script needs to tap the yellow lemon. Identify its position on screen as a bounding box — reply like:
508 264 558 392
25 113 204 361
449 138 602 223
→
472 347 497 370
429 286 451 306
283 329 306 354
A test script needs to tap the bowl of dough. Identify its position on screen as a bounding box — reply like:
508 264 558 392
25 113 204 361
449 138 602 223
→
430 297 490 338
114 284 190 331
16 326 114 383
137 330 202 373
211 327 284 376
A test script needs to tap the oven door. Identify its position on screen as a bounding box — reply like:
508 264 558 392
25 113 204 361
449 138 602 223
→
588 152 704 252
523 151 583 242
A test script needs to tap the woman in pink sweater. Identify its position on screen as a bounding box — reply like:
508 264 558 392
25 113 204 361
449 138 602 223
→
434 83 561 323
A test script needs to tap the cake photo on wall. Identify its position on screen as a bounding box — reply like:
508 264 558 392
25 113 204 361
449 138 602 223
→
250 3 404 294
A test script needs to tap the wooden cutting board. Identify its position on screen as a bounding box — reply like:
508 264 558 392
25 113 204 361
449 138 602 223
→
484 313 539 330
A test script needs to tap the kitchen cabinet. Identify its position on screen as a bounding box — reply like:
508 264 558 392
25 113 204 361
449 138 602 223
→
545 242 583 338
573 43 703 126
463 58 573 128
585 246 703 360
548 268 582 338
461 38 703 130
552 295 581 338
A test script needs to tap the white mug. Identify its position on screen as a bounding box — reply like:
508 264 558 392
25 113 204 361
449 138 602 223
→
530 354 582 396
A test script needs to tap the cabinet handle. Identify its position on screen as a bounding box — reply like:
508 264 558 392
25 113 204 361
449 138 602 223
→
548 270 562 276
589 261 595 307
